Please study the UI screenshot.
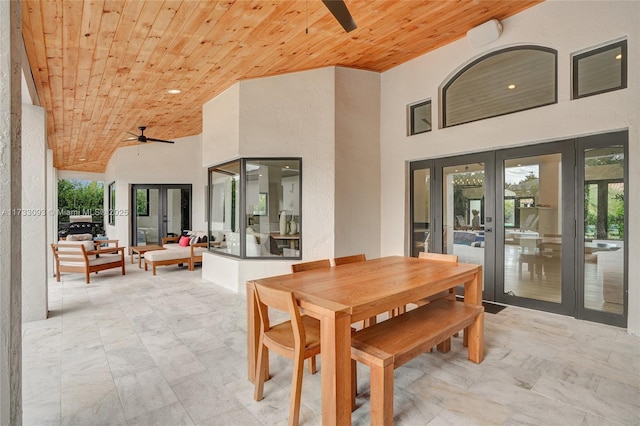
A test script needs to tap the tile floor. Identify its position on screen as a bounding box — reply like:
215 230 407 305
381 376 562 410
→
23 262 640 425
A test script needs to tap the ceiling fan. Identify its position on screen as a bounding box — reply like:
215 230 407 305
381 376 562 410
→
124 126 174 144
322 0 357 33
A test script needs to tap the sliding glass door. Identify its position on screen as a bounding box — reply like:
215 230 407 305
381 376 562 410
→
131 184 192 246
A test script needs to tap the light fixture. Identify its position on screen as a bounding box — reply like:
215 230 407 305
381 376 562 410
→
79 158 86 161
508 84 516 90
167 89 181 94
453 166 483 188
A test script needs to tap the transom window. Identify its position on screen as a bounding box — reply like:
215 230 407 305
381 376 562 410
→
572 39 627 99
442 46 557 127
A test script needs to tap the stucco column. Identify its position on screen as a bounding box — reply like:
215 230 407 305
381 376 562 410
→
0 0 23 424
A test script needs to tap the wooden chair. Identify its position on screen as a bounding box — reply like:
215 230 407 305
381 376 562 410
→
290 258 331 273
290 258 331 373
388 252 459 319
334 254 377 328
253 283 322 426
51 240 126 284
333 253 366 266
415 251 461 351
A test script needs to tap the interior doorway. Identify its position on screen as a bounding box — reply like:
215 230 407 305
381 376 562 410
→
131 184 192 246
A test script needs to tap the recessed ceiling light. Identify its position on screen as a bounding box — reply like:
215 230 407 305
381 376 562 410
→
615 53 622 60
167 89 181 94
79 158 86 161
508 84 516 90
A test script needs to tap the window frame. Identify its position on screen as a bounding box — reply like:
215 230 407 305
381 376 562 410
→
108 181 115 225
208 157 302 260
572 39 627 100
442 45 558 128
407 99 432 136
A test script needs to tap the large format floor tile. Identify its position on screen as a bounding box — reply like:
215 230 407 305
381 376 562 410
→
22 262 640 425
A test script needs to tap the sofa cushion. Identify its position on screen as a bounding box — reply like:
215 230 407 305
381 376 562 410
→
179 235 190 247
66 233 93 241
145 246 206 262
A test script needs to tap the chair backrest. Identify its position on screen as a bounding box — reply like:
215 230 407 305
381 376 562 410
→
254 283 304 346
51 241 95 265
291 259 331 273
334 253 366 266
418 252 458 263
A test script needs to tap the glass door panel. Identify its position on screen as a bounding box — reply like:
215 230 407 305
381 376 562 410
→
583 147 625 315
135 188 160 246
503 154 563 303
411 167 431 256
442 163 486 267
166 188 189 237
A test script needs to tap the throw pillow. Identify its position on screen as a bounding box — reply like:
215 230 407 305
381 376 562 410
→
189 235 198 246
179 235 190 247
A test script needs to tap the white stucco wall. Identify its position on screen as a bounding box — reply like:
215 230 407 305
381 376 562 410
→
201 67 336 292
21 104 47 322
201 67 382 292
202 83 240 165
103 134 206 246
380 1 640 333
334 67 381 259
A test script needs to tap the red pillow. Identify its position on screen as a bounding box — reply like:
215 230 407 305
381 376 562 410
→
179 235 190 247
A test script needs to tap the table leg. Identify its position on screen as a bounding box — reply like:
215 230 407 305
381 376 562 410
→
130 248 134 264
464 267 484 363
320 312 352 426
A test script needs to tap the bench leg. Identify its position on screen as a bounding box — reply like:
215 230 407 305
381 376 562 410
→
466 313 484 364
152 264 157 276
370 364 394 426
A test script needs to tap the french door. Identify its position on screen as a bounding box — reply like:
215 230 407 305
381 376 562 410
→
410 131 627 327
131 184 192 246
411 152 495 300
495 141 576 316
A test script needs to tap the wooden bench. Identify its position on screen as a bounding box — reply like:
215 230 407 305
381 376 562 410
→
350 298 484 425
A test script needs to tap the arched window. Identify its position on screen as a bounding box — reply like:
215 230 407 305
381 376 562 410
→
442 46 557 128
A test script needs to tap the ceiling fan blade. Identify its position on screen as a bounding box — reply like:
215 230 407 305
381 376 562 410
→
123 137 138 142
322 0 357 33
146 137 175 144
126 131 139 137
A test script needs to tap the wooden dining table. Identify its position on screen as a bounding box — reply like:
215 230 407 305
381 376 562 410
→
246 255 483 425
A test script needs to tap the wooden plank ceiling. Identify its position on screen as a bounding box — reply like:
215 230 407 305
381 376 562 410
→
22 0 543 173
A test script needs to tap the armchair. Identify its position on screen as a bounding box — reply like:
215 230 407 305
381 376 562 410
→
51 240 125 284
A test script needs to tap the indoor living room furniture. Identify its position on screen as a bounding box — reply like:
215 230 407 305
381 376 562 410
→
50 238 126 284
